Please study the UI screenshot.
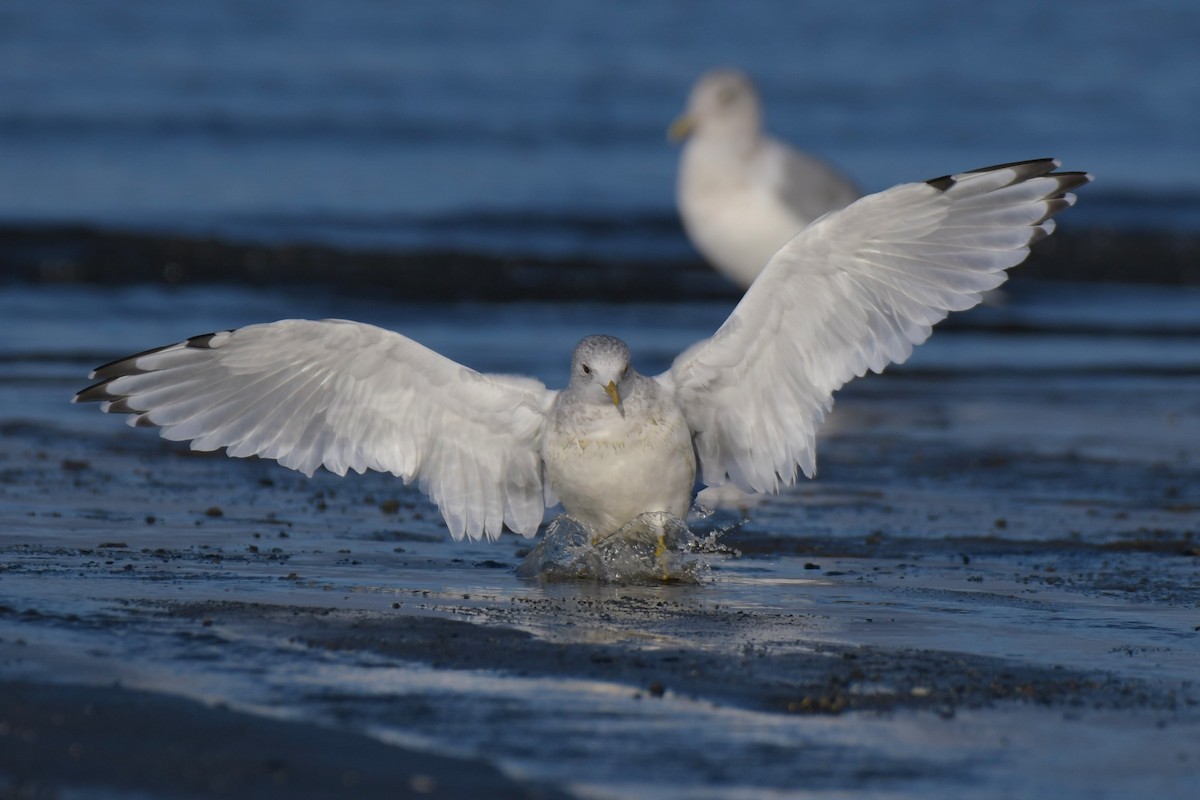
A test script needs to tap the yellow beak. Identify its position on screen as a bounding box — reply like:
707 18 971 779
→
604 380 621 407
667 114 695 143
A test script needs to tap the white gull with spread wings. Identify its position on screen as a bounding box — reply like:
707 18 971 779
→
76 159 1090 542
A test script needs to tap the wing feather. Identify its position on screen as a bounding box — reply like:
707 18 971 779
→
664 158 1090 493
76 319 554 541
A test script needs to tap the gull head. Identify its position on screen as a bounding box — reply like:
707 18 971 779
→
568 335 632 408
669 68 762 143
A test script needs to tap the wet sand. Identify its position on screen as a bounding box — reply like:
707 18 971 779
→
2 338 1198 797
0 680 568 799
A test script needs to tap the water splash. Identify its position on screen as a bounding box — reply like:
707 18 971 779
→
517 512 714 585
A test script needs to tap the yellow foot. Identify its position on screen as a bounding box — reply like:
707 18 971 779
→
655 532 670 581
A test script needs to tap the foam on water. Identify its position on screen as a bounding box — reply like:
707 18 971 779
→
517 512 715 585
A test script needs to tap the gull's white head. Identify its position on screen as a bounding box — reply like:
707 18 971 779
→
669 68 762 144
568 335 632 408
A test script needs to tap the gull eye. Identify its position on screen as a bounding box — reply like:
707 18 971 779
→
582 364 591 375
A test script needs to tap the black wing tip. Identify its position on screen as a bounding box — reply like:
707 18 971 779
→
80 329 229 410
981 157 1060 173
89 330 228 381
90 356 147 382
925 158 1086 193
106 397 141 414
73 381 143 415
925 174 957 192
74 378 117 405
1052 171 1093 193
185 331 225 349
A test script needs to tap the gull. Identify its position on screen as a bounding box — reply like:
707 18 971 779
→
76 159 1089 543
670 68 861 288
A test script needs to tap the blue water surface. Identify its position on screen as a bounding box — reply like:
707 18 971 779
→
2 0 1198 257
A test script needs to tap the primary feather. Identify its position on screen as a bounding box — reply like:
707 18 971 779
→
78 320 553 541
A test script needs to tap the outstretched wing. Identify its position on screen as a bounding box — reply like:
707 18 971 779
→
662 158 1090 493
75 319 554 541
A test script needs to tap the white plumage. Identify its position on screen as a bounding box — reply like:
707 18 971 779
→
77 159 1089 542
671 69 861 288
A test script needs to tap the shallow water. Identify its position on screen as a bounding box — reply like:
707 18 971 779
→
516 512 716 585
1 280 1198 797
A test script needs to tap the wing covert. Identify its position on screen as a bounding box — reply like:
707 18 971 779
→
76 319 554 541
664 159 1090 494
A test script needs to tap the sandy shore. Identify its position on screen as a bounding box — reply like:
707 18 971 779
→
1 278 1198 797
2 356 1198 797
0 680 569 799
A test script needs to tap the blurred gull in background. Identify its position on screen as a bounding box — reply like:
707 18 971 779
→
670 69 861 288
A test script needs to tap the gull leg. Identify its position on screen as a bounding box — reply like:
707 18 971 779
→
654 531 670 581
642 513 674 581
